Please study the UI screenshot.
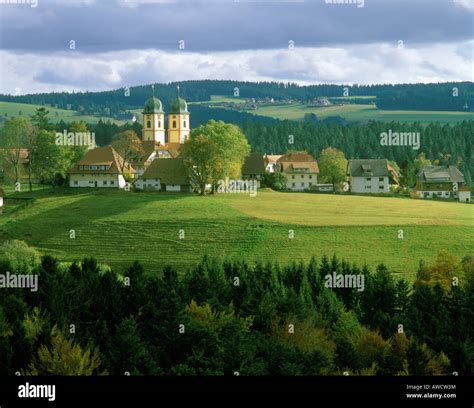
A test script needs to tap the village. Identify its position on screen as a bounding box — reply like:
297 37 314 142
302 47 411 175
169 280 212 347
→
61 92 471 204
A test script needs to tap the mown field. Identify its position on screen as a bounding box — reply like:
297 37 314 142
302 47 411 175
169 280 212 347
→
0 187 472 281
3 97 474 127
252 103 474 124
0 101 126 125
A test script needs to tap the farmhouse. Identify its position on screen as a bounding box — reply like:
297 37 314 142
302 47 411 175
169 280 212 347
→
414 165 471 203
68 146 133 189
277 152 319 191
346 159 397 194
241 152 267 187
134 158 191 192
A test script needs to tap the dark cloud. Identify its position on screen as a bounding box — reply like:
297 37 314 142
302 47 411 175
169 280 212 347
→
0 0 472 53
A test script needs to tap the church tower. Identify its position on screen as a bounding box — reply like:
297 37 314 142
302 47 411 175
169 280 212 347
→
167 85 190 144
142 86 165 145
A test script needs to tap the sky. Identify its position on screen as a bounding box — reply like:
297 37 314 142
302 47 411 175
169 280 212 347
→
0 0 472 94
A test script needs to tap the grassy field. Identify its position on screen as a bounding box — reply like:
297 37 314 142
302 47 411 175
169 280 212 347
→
252 103 474 124
0 187 472 281
3 98 473 127
0 101 126 125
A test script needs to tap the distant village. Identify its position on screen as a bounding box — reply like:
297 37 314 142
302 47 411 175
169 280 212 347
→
0 93 471 207
63 93 471 204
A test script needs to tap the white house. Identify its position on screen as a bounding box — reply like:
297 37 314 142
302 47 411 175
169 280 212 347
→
68 146 132 189
0 188 4 208
277 152 319 191
414 165 471 203
134 158 192 192
346 159 395 194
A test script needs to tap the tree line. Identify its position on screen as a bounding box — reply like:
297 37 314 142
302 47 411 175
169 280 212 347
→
1 81 472 116
0 240 472 376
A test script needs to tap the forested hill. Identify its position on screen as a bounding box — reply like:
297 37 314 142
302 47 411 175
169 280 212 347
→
0 80 473 113
240 120 474 185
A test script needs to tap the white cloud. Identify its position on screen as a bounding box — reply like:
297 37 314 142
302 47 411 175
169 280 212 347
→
453 0 474 11
0 41 472 95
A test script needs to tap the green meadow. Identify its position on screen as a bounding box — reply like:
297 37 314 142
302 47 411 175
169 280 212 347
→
252 103 474 124
0 101 126 125
0 187 472 281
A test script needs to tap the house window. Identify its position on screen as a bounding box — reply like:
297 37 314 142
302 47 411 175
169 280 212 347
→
309 175 312 179
147 121 151 128
291 175 295 179
301 175 304 179
183 121 187 128
91 165 97 170
173 121 177 128
301 182 305 187
309 182 312 187
365 185 371 189
437 192 442 196
292 183 295 187
103 181 107 186
379 186 383 190
74 181 78 185
366 177 371 181
158 121 161 127
110 181 115 185
379 177 384 182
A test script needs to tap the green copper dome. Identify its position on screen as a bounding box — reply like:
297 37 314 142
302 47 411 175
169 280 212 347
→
143 96 164 114
169 97 189 114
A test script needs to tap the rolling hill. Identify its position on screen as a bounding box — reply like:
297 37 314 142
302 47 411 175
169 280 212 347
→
0 187 472 281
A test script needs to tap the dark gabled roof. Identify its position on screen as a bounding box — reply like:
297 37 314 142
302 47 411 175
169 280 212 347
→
241 152 266 176
347 159 389 177
417 165 465 183
139 158 190 185
277 152 319 173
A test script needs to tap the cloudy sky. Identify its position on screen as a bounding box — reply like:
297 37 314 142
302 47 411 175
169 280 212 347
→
0 0 472 94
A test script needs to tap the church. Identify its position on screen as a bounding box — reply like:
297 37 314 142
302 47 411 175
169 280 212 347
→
141 85 190 146
134 87 193 192
69 87 193 192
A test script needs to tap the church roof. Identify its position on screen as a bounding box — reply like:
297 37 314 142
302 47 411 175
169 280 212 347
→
169 97 189 114
143 96 164 114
